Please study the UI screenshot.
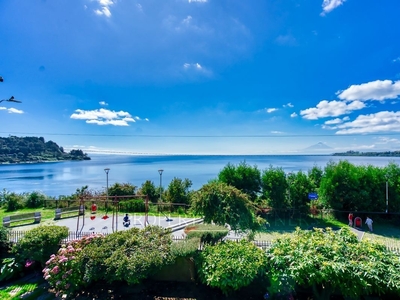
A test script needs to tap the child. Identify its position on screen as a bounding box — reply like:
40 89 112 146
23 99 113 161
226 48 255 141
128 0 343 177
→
365 217 373 232
123 213 131 227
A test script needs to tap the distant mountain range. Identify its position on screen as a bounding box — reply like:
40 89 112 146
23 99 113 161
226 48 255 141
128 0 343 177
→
304 142 333 151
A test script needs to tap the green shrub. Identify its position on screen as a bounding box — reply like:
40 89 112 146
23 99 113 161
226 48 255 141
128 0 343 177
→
119 199 145 212
0 226 10 255
197 239 268 296
78 226 174 285
186 224 229 245
4 192 24 211
43 233 104 297
25 191 46 208
0 257 24 282
12 225 69 268
171 237 200 258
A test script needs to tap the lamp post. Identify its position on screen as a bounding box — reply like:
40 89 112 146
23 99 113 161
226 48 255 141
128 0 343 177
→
158 169 163 203
104 168 110 210
386 174 389 213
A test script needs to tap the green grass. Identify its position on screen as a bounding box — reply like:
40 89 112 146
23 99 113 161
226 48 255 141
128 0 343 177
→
255 214 400 248
0 281 52 300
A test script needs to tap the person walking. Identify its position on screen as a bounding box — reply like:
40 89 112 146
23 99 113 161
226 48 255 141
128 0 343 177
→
348 213 353 227
365 216 373 232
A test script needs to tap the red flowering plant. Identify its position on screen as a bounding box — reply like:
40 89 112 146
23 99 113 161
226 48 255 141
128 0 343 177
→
43 233 104 298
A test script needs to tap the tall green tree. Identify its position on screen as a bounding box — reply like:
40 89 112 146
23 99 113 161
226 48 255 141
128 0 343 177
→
260 166 288 211
218 161 261 202
164 177 193 205
107 183 136 197
138 180 158 203
191 181 262 232
289 171 314 214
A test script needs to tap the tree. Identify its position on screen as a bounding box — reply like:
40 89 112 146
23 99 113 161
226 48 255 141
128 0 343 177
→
107 182 136 197
218 161 261 202
289 171 314 214
138 180 158 203
260 166 288 211
266 227 400 299
164 177 193 205
191 181 263 232
308 165 323 191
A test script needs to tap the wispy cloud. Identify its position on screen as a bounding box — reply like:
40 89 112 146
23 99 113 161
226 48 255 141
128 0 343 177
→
320 0 346 16
70 108 147 126
275 34 297 46
290 112 298 118
271 130 284 134
337 80 400 101
93 0 114 18
183 63 212 76
335 111 400 134
99 101 108 106
283 103 294 108
393 57 400 63
266 108 278 113
188 0 208 3
301 100 365 120
0 107 24 114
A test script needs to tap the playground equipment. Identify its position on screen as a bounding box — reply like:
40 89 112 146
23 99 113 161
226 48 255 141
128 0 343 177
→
76 195 150 233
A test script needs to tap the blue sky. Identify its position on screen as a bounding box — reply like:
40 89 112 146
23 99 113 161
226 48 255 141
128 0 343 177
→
1 0 400 155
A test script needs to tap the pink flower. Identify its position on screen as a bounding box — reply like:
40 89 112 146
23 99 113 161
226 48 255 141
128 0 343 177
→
45 275 51 280
65 283 70 289
56 281 61 286
51 266 60 274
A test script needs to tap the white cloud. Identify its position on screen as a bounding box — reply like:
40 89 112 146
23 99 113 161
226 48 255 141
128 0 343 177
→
188 0 207 3
300 100 365 120
136 3 143 13
271 131 284 134
0 107 24 114
375 136 400 145
335 111 400 134
337 80 400 101
321 0 346 16
324 116 350 125
70 108 148 126
99 101 108 106
393 57 400 63
283 103 294 108
290 112 298 118
93 0 113 18
182 63 212 76
266 108 278 113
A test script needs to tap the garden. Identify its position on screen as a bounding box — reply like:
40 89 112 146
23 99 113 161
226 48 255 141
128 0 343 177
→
1 159 400 299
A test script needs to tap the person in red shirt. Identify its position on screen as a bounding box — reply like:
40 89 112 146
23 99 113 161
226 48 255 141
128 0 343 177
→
348 213 353 226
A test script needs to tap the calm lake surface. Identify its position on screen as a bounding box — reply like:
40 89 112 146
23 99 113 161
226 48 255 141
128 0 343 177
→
1 154 400 197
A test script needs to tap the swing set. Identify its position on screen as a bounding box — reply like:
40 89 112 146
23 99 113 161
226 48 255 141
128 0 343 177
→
76 195 150 233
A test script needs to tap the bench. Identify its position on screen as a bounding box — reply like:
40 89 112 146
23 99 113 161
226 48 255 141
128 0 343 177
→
54 205 85 220
3 212 41 227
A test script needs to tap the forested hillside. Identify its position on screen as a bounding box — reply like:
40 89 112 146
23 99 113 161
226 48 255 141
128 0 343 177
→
0 136 90 164
333 150 400 157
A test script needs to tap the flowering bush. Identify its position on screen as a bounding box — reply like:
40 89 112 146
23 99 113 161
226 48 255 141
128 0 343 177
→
43 233 104 297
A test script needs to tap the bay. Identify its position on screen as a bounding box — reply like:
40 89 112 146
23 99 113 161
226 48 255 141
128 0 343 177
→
1 154 400 197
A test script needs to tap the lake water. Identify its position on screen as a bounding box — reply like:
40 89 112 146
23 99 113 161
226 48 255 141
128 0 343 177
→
1 154 400 197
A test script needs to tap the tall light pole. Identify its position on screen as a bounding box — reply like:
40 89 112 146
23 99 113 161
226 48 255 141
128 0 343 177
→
386 174 389 213
158 169 163 204
104 168 110 210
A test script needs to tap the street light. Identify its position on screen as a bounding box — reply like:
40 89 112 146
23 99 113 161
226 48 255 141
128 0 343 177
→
104 168 110 209
158 169 163 203
386 174 389 213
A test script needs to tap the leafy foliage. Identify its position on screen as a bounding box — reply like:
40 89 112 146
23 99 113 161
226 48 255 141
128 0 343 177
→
119 198 146 212
164 177 193 205
170 237 200 258
191 181 263 232
138 180 158 203
218 161 261 201
0 226 10 255
43 234 104 297
12 225 69 268
261 167 288 211
25 191 46 208
197 239 268 295
107 182 136 197
78 226 174 286
185 224 229 245
0 257 24 282
266 227 400 299
4 192 24 211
